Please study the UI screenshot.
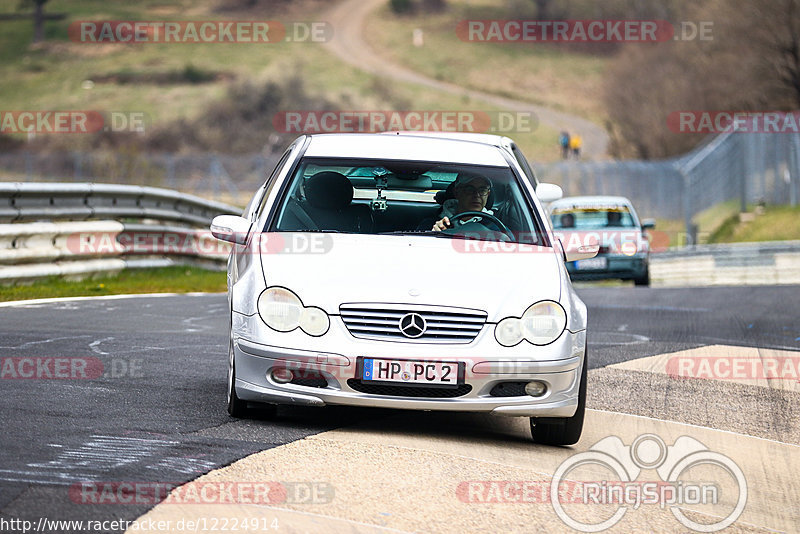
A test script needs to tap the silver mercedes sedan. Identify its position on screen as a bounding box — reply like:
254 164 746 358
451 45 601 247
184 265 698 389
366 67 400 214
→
210 133 598 445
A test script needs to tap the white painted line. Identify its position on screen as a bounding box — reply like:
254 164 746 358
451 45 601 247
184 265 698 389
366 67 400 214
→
607 344 800 391
0 292 224 308
587 408 800 448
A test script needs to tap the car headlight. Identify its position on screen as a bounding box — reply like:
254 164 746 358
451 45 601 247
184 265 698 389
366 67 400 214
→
300 306 330 337
495 300 567 346
257 287 330 336
258 287 303 332
495 317 524 346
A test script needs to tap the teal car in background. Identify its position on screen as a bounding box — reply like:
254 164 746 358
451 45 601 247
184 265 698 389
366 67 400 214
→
549 196 655 286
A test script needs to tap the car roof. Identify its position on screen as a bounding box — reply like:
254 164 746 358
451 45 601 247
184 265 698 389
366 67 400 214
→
549 196 634 210
379 131 513 148
303 133 510 167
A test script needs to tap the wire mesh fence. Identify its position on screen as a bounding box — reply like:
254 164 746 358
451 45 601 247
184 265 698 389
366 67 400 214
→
538 132 800 240
0 150 281 207
1 131 799 241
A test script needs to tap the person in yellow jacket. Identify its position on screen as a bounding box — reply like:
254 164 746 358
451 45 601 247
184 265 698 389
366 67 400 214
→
569 134 582 159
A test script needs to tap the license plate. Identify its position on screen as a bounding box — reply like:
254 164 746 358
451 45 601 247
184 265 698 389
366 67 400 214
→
359 358 462 386
576 257 608 270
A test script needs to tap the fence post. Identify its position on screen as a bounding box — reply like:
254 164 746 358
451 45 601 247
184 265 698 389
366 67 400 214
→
792 134 800 208
680 167 694 248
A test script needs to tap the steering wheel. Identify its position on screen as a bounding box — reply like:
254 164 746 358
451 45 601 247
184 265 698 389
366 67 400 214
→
445 211 514 241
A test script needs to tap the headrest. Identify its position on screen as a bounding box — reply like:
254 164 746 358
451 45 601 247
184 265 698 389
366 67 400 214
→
306 171 353 210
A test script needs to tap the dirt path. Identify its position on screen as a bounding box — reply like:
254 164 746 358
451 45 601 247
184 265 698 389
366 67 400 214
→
322 0 610 160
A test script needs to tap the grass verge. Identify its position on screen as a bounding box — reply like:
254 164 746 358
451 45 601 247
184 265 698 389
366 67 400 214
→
708 205 800 243
365 0 609 160
0 266 226 302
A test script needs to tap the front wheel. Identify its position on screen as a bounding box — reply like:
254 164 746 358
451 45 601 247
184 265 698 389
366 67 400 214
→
633 266 650 286
227 339 249 417
530 350 587 446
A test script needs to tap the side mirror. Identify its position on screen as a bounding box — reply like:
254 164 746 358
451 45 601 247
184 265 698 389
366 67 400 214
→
537 183 563 203
641 219 656 230
210 215 251 245
562 239 599 262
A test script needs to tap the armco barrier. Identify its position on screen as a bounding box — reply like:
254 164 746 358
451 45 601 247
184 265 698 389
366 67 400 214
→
2 183 798 287
651 241 800 287
0 182 238 226
0 183 240 283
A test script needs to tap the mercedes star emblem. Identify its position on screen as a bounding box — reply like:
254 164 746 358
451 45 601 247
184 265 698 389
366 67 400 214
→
399 313 427 338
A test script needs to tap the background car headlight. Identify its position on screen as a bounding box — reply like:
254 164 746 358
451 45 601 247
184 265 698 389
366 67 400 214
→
300 306 330 336
520 301 567 345
258 287 302 332
495 317 524 346
496 300 567 346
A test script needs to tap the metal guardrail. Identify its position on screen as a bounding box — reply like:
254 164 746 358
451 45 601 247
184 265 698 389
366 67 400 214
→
0 183 240 283
1 182 798 287
0 182 239 226
651 240 800 287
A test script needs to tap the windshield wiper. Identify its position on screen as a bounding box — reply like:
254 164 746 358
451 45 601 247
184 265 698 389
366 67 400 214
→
378 230 452 237
272 229 347 233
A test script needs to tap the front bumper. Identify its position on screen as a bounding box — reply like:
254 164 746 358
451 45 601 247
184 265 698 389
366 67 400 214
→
567 253 648 281
232 319 586 418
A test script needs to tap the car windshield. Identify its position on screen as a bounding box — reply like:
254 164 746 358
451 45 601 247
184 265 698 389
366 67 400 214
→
269 157 546 244
551 205 636 229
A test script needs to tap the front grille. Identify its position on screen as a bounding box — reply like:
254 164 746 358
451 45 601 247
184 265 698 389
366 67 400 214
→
339 303 487 343
489 382 529 397
347 379 472 398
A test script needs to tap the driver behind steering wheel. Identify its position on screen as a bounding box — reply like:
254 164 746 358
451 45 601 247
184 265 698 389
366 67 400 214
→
431 173 493 231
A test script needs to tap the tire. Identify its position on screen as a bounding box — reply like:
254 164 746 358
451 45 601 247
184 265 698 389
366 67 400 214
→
228 336 278 419
227 339 249 418
530 349 587 446
633 266 650 286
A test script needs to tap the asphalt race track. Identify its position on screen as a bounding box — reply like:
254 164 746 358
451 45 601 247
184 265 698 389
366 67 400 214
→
1 288 798 533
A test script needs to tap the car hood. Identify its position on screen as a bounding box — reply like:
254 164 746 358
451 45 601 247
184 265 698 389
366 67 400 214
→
259 233 562 320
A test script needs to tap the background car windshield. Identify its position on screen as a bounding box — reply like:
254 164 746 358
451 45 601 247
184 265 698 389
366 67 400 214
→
551 206 636 229
270 158 544 244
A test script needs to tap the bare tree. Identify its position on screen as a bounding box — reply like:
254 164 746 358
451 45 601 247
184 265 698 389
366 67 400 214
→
603 0 800 159
17 0 50 43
